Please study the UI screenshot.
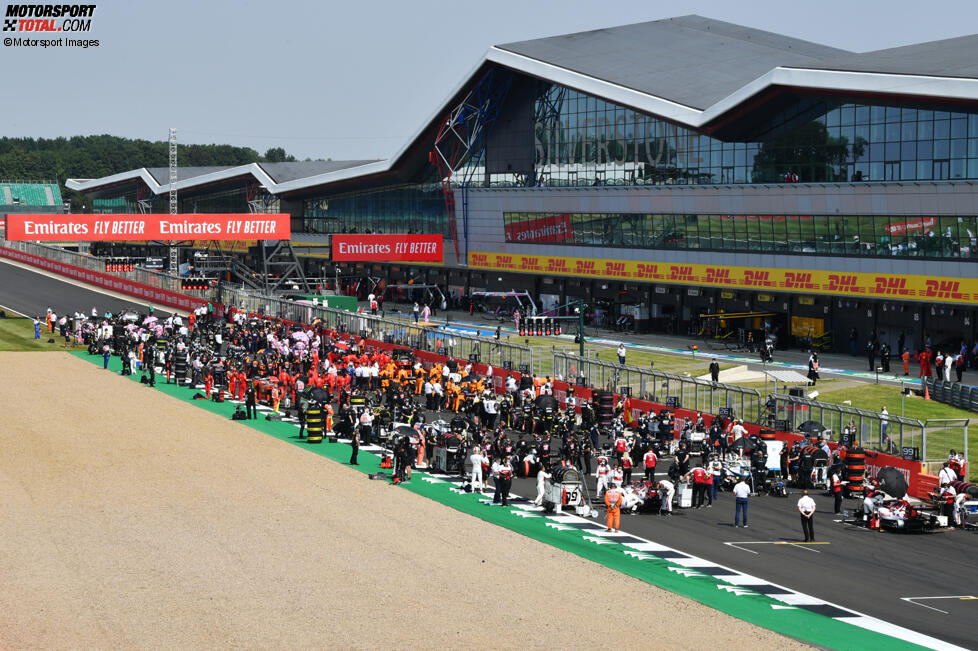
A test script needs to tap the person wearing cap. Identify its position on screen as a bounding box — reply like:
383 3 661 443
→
709 358 720 383
797 489 817 542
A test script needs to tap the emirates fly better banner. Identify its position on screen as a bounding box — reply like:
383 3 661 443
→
331 234 443 262
3 213 291 242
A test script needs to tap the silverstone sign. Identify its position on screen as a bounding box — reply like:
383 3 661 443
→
331 234 442 262
3 213 291 241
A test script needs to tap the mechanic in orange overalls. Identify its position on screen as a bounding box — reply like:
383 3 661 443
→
604 483 623 533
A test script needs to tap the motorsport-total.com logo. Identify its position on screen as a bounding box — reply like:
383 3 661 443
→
4 4 96 32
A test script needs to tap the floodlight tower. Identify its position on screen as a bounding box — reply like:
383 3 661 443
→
168 127 179 274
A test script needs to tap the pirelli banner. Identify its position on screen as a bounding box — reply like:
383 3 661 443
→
3 214 291 242
468 251 978 305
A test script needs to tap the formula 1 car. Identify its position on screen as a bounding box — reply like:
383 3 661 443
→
860 467 949 532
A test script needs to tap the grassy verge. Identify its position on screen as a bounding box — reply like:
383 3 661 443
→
0 317 66 352
816 383 975 422
815 383 975 476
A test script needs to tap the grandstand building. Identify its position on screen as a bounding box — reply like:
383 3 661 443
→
1 180 66 240
69 15 978 352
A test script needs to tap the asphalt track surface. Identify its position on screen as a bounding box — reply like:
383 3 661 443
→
505 466 975 649
3 263 975 649
0 259 173 318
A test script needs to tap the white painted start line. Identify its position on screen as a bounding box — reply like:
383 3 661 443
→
900 596 978 615
724 541 829 554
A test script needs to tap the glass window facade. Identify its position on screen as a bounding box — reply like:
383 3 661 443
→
92 187 251 214
503 212 978 259
179 187 250 214
468 81 978 188
303 184 447 235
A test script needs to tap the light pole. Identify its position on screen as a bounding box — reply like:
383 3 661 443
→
578 299 585 357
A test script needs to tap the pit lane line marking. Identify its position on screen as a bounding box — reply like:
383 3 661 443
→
724 541 827 554
901 596 977 615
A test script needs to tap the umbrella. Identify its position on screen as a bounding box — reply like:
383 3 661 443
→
333 342 350 351
731 437 756 454
797 420 826 436
877 467 908 499
291 331 309 343
394 425 416 436
534 394 558 411
307 387 330 404
142 316 158 325
125 324 139 331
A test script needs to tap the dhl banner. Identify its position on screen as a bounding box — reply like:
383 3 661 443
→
468 251 978 305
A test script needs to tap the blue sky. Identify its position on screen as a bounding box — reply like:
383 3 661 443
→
2 0 976 161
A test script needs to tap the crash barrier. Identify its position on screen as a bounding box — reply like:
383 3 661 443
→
553 351 763 425
0 238 202 297
220 285 535 374
0 245 207 314
925 378 978 414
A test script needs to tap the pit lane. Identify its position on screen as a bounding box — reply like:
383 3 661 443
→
1 265 972 650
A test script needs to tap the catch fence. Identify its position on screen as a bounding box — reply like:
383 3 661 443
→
553 351 763 424
768 393 926 457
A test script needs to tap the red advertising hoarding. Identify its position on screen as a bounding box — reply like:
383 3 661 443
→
505 213 573 243
331 234 443 262
887 217 936 235
3 213 291 242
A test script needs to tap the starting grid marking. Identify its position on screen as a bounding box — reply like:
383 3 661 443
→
901 596 978 615
412 467 964 651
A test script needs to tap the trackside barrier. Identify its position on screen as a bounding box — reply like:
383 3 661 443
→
220 285 534 374
926 378 978 413
0 245 207 313
0 239 209 298
553 351 763 425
